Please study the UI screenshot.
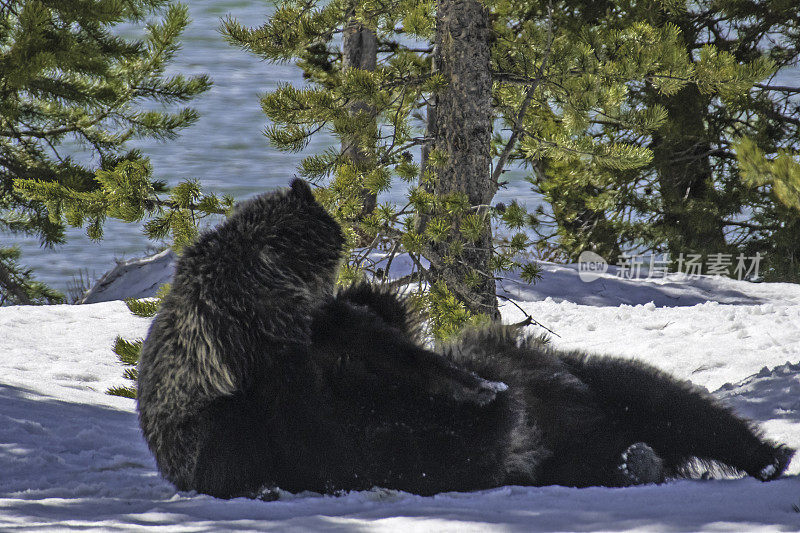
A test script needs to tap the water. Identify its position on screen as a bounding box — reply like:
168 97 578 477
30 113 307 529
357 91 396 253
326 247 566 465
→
4 0 534 294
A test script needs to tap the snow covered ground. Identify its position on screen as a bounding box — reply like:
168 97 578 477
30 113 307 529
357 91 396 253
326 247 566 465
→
2 265 800 531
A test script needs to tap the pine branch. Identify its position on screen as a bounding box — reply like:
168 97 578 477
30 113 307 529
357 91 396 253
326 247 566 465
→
0 259 34 306
491 1 555 189
721 219 783 231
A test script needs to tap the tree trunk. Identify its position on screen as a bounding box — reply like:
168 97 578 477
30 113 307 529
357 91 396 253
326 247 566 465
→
651 83 726 258
429 0 498 319
342 14 378 217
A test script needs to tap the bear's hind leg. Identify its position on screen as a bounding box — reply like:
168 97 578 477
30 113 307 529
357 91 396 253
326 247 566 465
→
559 352 794 480
616 442 665 486
535 434 665 487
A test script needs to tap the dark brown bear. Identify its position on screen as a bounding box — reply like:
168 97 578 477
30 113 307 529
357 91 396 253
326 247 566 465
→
137 179 793 498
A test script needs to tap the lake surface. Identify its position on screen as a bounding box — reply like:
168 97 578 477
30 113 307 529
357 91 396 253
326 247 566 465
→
4 0 535 295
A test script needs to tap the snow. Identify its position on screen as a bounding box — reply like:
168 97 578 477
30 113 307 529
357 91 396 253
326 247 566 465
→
80 249 176 304
2 267 800 531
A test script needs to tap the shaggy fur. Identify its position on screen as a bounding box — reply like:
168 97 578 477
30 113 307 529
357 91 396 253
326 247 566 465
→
137 179 794 499
445 326 794 487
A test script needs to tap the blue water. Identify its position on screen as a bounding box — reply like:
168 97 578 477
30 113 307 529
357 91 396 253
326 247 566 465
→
3 0 534 294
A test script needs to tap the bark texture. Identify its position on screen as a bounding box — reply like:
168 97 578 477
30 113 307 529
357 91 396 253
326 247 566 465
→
342 15 378 217
429 0 498 319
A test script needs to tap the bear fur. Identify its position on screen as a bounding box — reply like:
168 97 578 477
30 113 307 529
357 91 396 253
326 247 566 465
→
137 179 794 498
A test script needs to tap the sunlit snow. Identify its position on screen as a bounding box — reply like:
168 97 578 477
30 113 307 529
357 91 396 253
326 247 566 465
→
1 264 799 531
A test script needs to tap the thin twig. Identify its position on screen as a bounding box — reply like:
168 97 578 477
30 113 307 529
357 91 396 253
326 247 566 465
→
490 0 555 189
496 292 561 338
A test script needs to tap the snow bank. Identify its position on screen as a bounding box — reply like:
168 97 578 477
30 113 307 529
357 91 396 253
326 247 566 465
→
1 268 799 531
81 249 176 304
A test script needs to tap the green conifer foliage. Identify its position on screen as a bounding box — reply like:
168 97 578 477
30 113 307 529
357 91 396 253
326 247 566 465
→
0 246 64 304
221 0 711 338
17 159 234 251
106 335 143 398
106 284 168 398
528 1 800 279
1 0 211 303
735 137 800 281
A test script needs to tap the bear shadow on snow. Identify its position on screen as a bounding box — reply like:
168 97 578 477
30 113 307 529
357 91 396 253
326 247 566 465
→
136 179 794 499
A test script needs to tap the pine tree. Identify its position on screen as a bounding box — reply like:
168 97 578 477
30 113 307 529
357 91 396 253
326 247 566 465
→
488 1 697 262
528 1 799 279
221 0 711 339
735 137 800 281
341 5 378 220
0 0 211 304
426 0 497 319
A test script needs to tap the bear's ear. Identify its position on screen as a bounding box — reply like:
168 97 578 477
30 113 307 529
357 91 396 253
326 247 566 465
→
290 178 315 203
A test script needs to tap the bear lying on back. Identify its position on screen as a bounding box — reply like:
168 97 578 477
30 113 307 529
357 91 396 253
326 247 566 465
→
136 179 793 498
